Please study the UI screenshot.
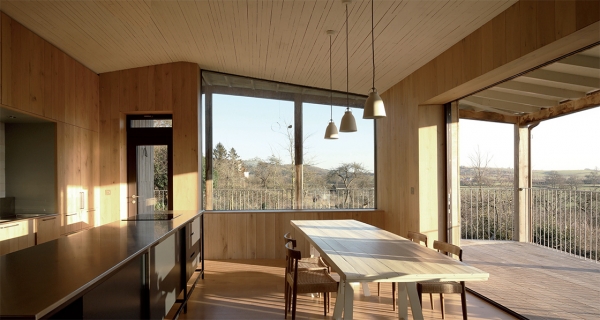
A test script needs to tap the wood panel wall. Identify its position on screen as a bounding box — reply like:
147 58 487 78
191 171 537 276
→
378 0 599 241
204 210 385 260
0 13 99 131
98 62 200 224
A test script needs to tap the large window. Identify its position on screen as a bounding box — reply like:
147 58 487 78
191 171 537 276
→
202 71 374 210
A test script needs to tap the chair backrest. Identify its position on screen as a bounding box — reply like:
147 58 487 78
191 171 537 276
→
407 231 428 247
285 241 302 283
433 240 463 261
283 232 297 248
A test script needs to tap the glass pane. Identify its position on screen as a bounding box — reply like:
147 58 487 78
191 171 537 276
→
136 145 168 213
212 94 295 210
131 119 172 128
303 103 375 209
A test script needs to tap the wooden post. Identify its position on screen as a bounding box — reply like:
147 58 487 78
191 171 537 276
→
294 95 303 209
514 123 533 242
205 92 213 210
446 102 460 245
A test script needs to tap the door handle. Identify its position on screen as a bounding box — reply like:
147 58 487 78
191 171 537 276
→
80 192 84 210
128 195 140 204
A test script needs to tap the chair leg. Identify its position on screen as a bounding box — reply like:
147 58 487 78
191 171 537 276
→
430 293 434 309
440 293 445 319
417 285 422 307
377 282 380 296
392 282 396 311
323 292 327 316
291 287 297 320
327 292 330 314
284 282 289 319
461 282 468 320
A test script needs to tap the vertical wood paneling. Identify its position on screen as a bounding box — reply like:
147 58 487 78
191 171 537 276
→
491 12 507 69
481 20 495 74
536 0 556 48
1 14 10 105
504 2 521 63
204 210 385 259
99 62 199 223
576 0 600 31
11 21 29 111
50 46 66 122
29 32 44 116
555 0 577 39
519 0 537 56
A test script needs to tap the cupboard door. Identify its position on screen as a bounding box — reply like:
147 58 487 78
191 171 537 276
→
58 123 82 235
0 219 34 255
37 216 60 244
80 128 93 228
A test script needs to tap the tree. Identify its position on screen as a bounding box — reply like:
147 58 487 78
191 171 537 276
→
469 146 493 187
585 167 599 188
327 162 371 207
565 175 581 190
545 171 565 188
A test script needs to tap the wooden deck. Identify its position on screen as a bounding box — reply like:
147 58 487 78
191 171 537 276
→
462 240 600 320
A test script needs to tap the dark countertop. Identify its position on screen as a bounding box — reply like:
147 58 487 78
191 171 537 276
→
0 213 60 223
0 210 202 319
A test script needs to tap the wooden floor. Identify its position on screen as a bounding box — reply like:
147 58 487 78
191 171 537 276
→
175 259 516 320
462 240 600 320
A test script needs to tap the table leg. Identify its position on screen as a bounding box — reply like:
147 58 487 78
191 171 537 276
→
406 282 423 320
344 279 354 319
332 279 345 320
361 281 371 296
397 283 408 320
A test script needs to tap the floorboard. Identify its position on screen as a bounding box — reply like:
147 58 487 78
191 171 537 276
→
173 259 517 320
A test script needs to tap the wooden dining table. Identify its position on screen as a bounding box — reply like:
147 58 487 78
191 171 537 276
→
290 219 489 320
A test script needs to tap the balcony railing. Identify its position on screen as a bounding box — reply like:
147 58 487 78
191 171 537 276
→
461 187 599 261
207 188 375 210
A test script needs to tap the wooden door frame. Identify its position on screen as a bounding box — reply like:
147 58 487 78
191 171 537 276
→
126 115 174 216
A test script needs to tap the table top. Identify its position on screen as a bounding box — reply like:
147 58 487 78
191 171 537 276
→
0 210 202 319
291 219 489 283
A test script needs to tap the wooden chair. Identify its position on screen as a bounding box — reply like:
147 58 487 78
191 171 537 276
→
283 233 328 271
378 231 429 310
417 240 467 320
284 242 338 320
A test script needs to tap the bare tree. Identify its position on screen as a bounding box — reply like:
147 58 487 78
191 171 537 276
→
469 146 493 187
545 171 565 189
328 162 371 206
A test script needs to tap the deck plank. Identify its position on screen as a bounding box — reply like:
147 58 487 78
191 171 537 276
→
462 240 600 320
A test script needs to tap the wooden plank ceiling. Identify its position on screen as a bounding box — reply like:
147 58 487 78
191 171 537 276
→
459 45 600 121
0 0 515 95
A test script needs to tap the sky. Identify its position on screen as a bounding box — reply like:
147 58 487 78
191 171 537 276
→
460 106 600 171
204 93 598 173
205 94 375 172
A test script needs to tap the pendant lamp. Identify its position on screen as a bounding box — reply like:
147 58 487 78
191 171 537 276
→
363 0 386 119
340 0 357 132
324 30 339 140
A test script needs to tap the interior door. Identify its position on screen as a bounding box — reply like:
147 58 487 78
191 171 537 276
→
126 116 173 217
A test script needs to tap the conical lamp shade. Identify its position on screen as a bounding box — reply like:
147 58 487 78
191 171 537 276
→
324 121 339 139
363 90 386 119
340 110 357 132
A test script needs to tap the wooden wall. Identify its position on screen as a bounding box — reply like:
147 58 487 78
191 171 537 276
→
98 62 200 224
0 13 99 230
378 0 600 241
0 12 99 130
204 210 385 260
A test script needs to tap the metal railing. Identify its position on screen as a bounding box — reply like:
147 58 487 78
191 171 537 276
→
208 188 375 210
461 187 599 261
461 188 514 241
531 189 598 261
154 190 168 210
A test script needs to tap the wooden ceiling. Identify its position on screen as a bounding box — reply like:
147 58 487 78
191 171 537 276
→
0 0 515 95
460 45 600 121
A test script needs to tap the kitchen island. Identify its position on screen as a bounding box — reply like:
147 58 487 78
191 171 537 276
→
0 210 203 319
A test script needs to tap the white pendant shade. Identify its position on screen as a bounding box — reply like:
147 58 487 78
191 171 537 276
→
340 110 357 132
324 121 339 139
363 90 386 119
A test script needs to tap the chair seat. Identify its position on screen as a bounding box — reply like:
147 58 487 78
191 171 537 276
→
298 257 326 271
417 281 463 294
287 270 338 294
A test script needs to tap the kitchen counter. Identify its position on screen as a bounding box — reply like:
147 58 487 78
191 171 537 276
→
0 213 59 223
0 210 202 319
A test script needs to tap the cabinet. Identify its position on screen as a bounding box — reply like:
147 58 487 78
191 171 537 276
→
57 123 99 235
36 216 60 244
0 219 35 255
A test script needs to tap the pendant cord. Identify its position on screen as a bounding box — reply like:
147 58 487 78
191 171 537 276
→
346 3 349 111
371 0 375 91
330 33 333 121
